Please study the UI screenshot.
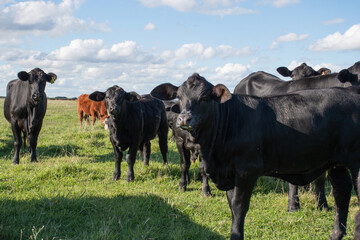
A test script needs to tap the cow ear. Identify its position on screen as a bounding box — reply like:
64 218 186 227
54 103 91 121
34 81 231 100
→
338 69 357 84
276 67 292 77
47 73 57 84
89 91 106 102
212 84 232 103
171 104 180 114
18 71 30 81
318 68 331 75
151 83 178 100
126 92 141 102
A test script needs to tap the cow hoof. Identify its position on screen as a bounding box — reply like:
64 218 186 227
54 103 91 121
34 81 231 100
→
162 161 168 166
12 160 19 165
318 204 330 211
202 188 212 197
179 186 186 192
31 159 38 163
113 173 120 181
127 174 134 182
144 161 149 166
288 205 300 212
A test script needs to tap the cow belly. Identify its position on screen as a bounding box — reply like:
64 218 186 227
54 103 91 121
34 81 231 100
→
263 137 333 175
269 168 328 186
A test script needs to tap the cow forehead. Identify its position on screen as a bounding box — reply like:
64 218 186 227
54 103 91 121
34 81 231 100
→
178 73 213 100
30 68 46 76
106 86 125 98
294 64 314 73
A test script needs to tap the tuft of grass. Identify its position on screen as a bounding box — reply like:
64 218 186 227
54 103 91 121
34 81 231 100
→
0 99 358 239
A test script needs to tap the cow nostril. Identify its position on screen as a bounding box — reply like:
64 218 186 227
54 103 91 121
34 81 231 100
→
178 114 192 126
32 93 42 101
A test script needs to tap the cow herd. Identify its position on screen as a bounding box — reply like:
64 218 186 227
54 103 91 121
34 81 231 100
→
3 61 360 240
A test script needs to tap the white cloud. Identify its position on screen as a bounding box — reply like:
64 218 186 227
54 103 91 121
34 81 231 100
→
0 0 15 5
261 0 300 8
138 0 257 17
138 0 196 12
0 0 109 46
48 39 156 63
174 43 251 60
323 18 344 25
210 62 250 88
201 6 257 17
309 24 360 51
0 39 254 97
144 22 156 31
270 33 309 49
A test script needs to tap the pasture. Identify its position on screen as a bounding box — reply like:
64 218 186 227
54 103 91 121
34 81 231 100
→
0 98 358 239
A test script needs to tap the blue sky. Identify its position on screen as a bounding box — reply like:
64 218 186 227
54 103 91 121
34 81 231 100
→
0 0 359 97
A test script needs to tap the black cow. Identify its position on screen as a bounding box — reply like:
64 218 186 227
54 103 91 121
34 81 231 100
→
4 68 57 164
234 61 360 212
89 87 168 182
277 62 331 80
165 101 211 196
151 73 360 240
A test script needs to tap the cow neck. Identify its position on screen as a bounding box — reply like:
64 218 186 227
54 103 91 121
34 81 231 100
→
113 101 142 132
197 98 232 170
26 97 46 134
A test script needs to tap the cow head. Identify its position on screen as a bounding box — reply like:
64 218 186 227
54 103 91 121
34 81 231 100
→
89 85 141 117
338 69 360 86
151 73 231 136
18 68 57 105
277 63 331 80
163 100 180 129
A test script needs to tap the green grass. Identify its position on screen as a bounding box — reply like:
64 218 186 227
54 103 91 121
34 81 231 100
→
0 99 358 239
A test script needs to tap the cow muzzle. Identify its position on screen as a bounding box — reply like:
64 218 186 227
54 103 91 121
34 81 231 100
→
177 113 194 131
108 106 118 115
32 93 43 102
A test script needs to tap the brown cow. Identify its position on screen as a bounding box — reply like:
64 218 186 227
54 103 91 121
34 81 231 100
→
77 94 108 128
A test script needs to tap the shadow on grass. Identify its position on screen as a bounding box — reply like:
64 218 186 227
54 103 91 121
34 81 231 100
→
0 194 225 240
0 138 14 159
91 148 181 165
36 144 82 158
0 142 84 162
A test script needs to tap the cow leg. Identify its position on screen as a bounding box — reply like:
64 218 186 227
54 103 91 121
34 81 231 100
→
143 141 151 166
111 139 123 180
11 123 22 164
79 111 84 126
328 166 352 240
91 111 97 126
199 159 211 197
177 140 190 191
288 183 300 212
28 129 41 163
350 168 359 199
314 173 329 210
158 118 168 165
85 115 90 125
126 147 137 182
354 169 360 239
227 175 258 240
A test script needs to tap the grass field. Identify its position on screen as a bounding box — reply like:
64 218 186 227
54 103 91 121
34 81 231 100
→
0 99 358 240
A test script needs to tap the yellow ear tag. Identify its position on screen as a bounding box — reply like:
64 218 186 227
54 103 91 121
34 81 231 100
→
50 77 55 84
